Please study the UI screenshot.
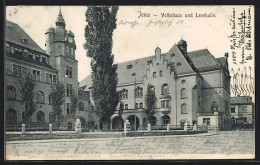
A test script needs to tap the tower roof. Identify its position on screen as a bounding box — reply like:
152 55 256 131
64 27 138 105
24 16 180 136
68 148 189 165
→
178 39 187 45
56 7 65 27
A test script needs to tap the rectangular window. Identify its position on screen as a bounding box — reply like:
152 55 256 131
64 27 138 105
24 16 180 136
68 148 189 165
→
32 69 40 81
49 95 51 104
203 118 210 125
66 103 70 114
166 100 170 108
70 48 74 55
125 90 128 99
66 84 73 96
58 46 62 53
36 70 40 81
66 46 70 54
66 66 72 78
242 106 247 113
53 75 56 84
231 107 236 113
135 103 138 109
46 73 49 83
79 102 84 111
13 64 17 76
18 66 21 77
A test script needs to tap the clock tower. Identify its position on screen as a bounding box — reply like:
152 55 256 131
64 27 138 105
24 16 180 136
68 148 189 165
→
45 7 78 118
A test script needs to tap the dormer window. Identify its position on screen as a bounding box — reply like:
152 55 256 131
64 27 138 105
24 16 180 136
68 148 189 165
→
21 37 27 44
147 60 152 65
127 64 132 69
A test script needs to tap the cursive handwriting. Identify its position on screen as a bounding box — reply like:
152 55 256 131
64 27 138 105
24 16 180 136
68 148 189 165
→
230 66 254 97
228 6 253 65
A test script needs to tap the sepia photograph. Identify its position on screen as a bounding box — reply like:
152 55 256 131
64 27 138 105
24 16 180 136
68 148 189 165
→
4 5 255 160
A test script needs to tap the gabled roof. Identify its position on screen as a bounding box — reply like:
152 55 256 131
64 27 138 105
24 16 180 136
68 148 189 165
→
216 57 228 70
188 49 222 71
5 20 46 54
165 44 196 75
80 45 228 89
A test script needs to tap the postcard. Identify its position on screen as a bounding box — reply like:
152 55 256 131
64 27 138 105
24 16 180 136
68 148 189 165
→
5 5 255 160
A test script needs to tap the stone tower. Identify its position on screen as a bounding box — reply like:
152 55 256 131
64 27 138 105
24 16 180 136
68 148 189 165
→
45 7 78 116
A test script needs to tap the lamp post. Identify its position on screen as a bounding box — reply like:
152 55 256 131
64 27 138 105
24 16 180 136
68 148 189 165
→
132 73 136 137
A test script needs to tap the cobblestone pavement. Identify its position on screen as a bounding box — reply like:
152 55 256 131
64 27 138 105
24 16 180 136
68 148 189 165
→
5 131 254 160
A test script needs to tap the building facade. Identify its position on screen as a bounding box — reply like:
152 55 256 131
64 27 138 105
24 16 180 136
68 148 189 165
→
230 96 254 127
80 39 231 130
5 9 92 129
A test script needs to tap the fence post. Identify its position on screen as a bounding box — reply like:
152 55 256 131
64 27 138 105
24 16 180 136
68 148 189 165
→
22 124 25 134
124 122 127 136
148 124 151 132
184 122 188 131
49 123 52 134
193 124 197 131
167 124 170 132
75 119 82 134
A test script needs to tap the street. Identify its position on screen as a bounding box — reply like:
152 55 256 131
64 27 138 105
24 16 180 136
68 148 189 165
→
5 130 254 160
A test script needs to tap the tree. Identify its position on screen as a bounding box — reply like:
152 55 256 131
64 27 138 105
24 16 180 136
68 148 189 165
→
84 6 120 129
144 83 157 124
18 71 37 124
49 81 65 123
70 89 78 118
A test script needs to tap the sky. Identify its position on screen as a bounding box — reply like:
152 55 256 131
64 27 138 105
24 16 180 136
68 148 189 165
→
5 6 255 97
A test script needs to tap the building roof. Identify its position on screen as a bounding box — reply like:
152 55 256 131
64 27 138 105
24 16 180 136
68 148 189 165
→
230 96 253 104
56 8 65 25
5 20 46 54
80 44 228 89
187 49 223 71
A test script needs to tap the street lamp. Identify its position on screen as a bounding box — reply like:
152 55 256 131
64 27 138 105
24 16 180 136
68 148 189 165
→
132 73 136 137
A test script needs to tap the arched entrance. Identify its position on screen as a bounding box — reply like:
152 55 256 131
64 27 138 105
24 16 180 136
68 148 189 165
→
162 115 170 125
37 111 45 123
6 109 17 124
112 116 124 130
127 115 139 131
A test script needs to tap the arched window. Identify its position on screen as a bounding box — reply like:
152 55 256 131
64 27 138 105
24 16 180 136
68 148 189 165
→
140 102 143 109
181 88 187 98
161 84 169 95
162 115 170 125
211 102 218 113
6 85 16 100
153 72 156 78
36 91 45 103
181 103 187 114
159 70 163 77
6 109 17 123
37 111 45 123
125 104 128 110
